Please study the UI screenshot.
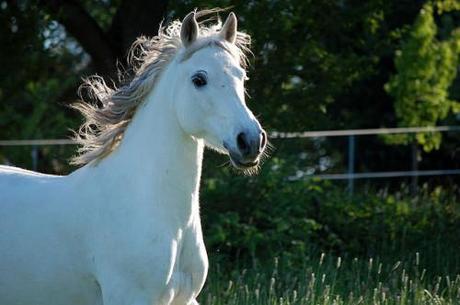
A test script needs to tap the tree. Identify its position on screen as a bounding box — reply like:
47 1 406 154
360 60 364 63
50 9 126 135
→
39 0 168 79
385 2 460 151
1 0 459 175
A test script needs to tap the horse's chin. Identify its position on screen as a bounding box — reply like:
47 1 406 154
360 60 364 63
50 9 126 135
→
229 156 260 170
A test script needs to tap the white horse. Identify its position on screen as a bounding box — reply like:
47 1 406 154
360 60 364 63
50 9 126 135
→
0 10 267 305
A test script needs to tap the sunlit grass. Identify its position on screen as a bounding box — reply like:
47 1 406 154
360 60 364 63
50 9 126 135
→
200 253 460 305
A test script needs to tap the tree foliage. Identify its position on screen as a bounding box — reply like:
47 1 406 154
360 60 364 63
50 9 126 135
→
1 0 459 173
385 2 460 151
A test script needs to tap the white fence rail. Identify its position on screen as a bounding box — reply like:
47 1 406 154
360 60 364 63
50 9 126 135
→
0 139 75 146
1 126 459 193
269 125 460 193
269 125 460 138
1 125 459 146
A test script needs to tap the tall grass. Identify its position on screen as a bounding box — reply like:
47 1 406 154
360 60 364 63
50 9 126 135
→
199 252 460 305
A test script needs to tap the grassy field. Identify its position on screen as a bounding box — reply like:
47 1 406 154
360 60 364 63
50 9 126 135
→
199 252 460 305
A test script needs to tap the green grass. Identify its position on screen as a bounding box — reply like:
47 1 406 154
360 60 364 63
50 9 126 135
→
199 253 460 305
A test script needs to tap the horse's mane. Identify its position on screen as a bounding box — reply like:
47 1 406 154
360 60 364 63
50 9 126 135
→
71 9 251 165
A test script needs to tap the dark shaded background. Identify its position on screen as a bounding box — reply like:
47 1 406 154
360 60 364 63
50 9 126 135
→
1 0 459 264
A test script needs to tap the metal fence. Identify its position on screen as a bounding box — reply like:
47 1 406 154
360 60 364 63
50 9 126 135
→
1 126 460 193
270 125 460 193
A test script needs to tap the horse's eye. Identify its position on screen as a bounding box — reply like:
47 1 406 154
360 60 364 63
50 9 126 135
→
192 71 207 88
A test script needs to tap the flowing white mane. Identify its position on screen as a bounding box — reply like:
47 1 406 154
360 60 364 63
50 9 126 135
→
71 10 251 165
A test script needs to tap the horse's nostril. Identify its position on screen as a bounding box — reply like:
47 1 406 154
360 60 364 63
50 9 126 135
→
237 132 249 155
260 130 267 150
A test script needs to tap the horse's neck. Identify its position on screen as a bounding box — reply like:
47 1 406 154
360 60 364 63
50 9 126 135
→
82 72 204 219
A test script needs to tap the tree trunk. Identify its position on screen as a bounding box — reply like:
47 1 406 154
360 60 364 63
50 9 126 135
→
40 0 168 81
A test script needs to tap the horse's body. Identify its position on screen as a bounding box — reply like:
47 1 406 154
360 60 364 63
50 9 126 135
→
0 118 207 305
0 11 266 305
0 168 102 305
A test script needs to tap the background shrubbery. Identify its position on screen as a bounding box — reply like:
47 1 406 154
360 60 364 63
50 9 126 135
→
201 154 460 270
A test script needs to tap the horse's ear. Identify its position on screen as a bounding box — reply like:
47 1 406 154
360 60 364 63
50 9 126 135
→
181 12 199 47
220 12 237 44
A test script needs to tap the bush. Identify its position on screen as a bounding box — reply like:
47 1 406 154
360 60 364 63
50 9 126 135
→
201 154 460 269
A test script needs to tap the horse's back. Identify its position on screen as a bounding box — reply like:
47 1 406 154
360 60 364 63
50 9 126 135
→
0 165 102 305
0 165 65 218
0 164 62 199
0 164 61 177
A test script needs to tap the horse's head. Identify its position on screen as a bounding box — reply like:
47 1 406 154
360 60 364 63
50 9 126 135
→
173 12 267 171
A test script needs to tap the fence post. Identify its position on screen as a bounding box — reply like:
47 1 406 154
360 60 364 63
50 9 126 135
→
31 146 38 171
411 142 419 195
347 135 355 195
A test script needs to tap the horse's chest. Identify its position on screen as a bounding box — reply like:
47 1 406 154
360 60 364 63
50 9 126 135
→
166 225 208 304
94 207 208 304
